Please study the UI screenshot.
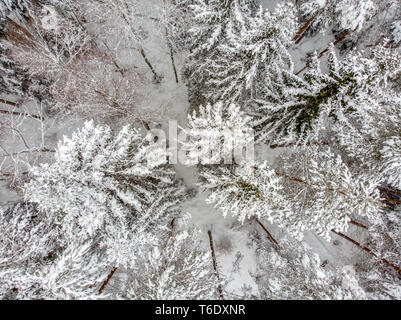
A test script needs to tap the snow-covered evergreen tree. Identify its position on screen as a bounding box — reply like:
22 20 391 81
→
201 145 381 241
250 44 396 146
381 136 401 190
189 97 382 240
0 0 29 18
392 20 401 46
182 0 256 107
0 202 57 299
366 204 401 273
300 0 376 34
342 204 401 300
0 202 108 299
103 190 186 270
332 44 401 187
31 239 109 300
182 102 254 165
274 146 381 240
202 2 297 105
120 225 222 300
355 259 401 300
0 0 400 301
24 121 186 251
253 237 362 299
200 161 284 224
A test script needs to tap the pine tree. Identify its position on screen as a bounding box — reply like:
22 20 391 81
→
31 239 109 300
182 0 256 107
299 0 376 35
183 102 254 165
188 97 382 240
24 121 186 249
250 44 393 146
342 205 401 300
381 136 401 190
201 145 382 241
0 202 57 299
103 190 186 270
203 2 297 105
0 202 108 299
274 146 381 240
367 205 401 272
120 226 223 300
200 161 284 224
332 44 401 187
253 236 362 299
0 0 29 18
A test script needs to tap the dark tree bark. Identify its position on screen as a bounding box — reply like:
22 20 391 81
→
207 230 224 299
255 218 280 249
332 230 401 274
98 267 118 294
140 48 162 83
293 11 321 44
0 109 42 120
0 98 19 107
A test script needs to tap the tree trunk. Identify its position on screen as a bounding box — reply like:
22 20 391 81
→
0 109 42 120
165 26 179 83
349 219 368 229
98 267 118 294
140 48 162 83
0 148 55 157
0 98 19 107
169 45 179 83
255 218 280 249
378 187 401 198
207 230 224 299
331 230 401 274
275 170 395 204
293 11 320 44
269 141 329 149
382 197 401 205
295 2 392 75
296 29 352 75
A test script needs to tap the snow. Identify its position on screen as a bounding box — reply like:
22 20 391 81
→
0 5 356 298
0 181 19 206
1 0 399 299
392 20 401 44
115 4 265 296
184 194 259 296
40 5 59 31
